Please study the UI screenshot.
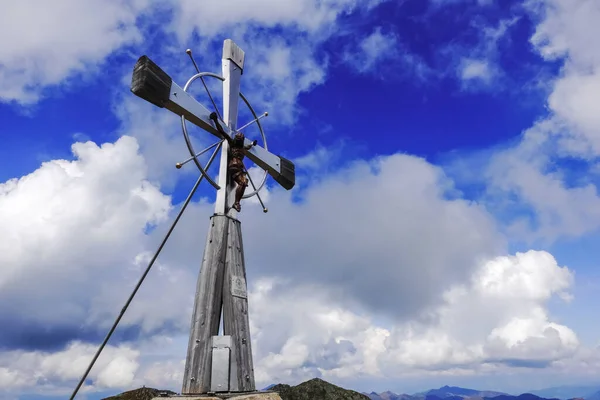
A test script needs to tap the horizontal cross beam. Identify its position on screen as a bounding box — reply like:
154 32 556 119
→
130 56 295 190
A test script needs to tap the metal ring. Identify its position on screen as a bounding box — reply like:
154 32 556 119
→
180 72 269 198
240 92 268 199
181 72 225 190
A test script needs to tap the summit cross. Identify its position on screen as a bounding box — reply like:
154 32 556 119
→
130 39 295 394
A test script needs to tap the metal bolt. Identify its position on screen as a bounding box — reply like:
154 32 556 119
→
241 338 247 344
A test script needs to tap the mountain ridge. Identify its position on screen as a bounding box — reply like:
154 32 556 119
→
101 380 600 400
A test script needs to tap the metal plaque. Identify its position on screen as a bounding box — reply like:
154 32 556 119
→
212 335 232 349
231 275 247 299
211 347 231 392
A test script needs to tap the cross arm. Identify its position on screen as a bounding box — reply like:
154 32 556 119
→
130 55 295 190
130 55 223 139
244 140 295 190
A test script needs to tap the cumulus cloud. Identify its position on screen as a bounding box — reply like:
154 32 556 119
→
113 95 199 189
0 0 154 104
0 341 139 394
0 131 591 397
484 121 600 241
0 132 507 394
0 135 206 353
250 250 578 385
94 250 578 392
474 0 600 241
240 152 504 320
530 0 600 155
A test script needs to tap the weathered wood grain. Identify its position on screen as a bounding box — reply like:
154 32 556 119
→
222 218 255 392
182 215 229 394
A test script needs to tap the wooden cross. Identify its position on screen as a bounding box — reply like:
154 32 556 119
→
130 39 296 394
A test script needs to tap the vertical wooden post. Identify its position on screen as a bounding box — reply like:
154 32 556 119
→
215 40 244 216
223 218 256 391
182 215 228 394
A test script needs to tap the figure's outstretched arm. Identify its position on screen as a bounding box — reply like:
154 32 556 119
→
209 112 232 145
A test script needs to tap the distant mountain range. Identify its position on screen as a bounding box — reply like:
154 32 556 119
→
366 384 600 400
366 385 506 400
529 386 600 400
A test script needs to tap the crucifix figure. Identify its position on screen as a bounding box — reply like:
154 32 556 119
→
209 111 257 212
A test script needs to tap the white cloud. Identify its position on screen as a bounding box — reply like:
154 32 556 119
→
447 16 519 90
485 122 600 242
0 132 595 396
237 37 328 125
110 0 377 186
0 0 153 104
344 27 400 73
460 59 493 83
528 0 600 154
475 0 600 241
240 152 504 320
342 27 433 80
113 94 201 190
548 73 600 155
0 0 377 130
0 135 207 355
152 0 386 127
167 0 383 41
382 251 576 370
103 247 581 391
0 342 139 394
250 250 579 386
529 0 600 68
5 1 600 396
0 134 508 395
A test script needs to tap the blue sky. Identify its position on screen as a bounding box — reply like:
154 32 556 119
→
2 0 600 398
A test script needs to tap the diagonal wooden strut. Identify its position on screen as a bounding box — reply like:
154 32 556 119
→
182 215 229 394
181 214 255 394
222 217 255 391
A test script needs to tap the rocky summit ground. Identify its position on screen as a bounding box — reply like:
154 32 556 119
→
272 378 370 400
102 386 176 400
102 378 369 400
